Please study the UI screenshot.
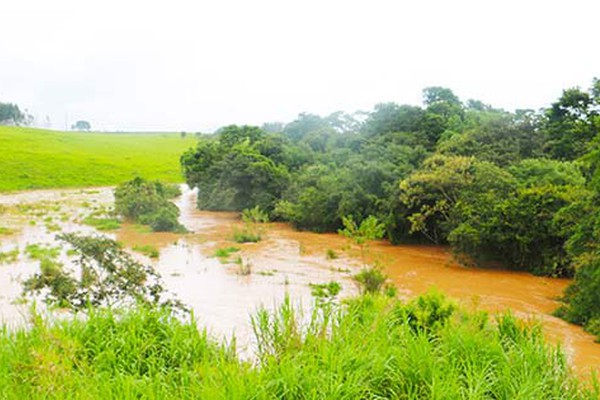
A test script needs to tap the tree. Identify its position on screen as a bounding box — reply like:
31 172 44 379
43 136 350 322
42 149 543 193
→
182 136 290 213
0 102 27 125
72 120 92 131
363 103 424 137
399 155 515 243
423 87 461 107
283 113 328 141
543 82 600 160
555 255 600 339
438 113 545 166
218 125 265 148
449 184 586 276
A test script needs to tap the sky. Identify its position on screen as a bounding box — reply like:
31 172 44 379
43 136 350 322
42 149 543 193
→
1 0 598 132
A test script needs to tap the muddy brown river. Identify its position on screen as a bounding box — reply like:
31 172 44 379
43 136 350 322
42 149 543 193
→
0 186 598 378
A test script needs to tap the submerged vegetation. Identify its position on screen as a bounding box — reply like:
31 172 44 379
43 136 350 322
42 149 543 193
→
1 78 599 394
0 292 596 398
0 248 19 264
114 177 185 233
23 233 181 312
83 215 122 231
213 246 240 260
232 205 269 243
182 79 600 339
132 244 160 259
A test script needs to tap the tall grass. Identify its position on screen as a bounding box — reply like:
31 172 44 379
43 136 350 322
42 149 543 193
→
0 293 595 399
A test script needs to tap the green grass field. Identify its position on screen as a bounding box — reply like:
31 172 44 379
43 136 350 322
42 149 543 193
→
0 126 197 192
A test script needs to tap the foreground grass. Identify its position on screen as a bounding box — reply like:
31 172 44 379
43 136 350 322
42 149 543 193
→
0 126 197 191
0 293 596 399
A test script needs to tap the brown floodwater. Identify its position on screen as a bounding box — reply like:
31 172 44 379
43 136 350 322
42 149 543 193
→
0 185 599 377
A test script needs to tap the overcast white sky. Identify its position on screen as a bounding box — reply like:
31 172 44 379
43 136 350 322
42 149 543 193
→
1 0 598 132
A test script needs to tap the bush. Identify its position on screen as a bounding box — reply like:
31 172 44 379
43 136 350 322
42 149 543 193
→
232 228 261 243
555 255 600 340
114 177 185 233
353 267 388 294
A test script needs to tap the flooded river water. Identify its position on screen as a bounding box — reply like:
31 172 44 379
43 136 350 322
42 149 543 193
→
0 186 598 377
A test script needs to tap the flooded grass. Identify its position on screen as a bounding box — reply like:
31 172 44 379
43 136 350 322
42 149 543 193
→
132 244 160 259
213 246 240 259
0 249 19 264
0 227 15 235
24 244 60 260
83 216 122 231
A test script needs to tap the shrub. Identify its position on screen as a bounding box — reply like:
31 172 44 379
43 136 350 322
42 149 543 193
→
114 177 185 233
232 228 262 243
555 255 600 340
353 267 388 294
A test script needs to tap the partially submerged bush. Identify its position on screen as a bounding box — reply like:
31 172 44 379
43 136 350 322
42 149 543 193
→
114 177 185 232
339 215 385 267
353 266 388 294
23 233 184 313
232 206 269 243
241 205 269 224
232 229 262 243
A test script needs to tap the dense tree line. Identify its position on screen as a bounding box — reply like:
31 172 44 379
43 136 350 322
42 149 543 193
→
181 79 600 338
0 102 29 125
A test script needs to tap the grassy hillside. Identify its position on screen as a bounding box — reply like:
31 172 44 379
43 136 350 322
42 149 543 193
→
0 126 197 191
